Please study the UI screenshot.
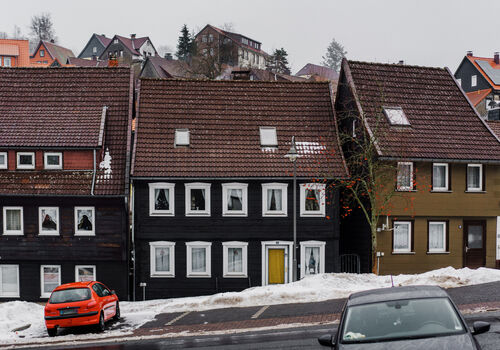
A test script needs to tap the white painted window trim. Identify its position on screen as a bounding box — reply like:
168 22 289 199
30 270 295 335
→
467 164 483 192
74 206 96 236
432 163 449 191
428 221 447 253
222 241 248 278
262 183 288 217
0 265 20 298
299 183 326 217
261 241 293 286
2 206 23 235
175 129 190 147
149 241 175 278
471 75 477 87
0 152 7 169
222 183 248 217
44 152 62 170
397 162 413 191
393 221 412 253
149 183 175 216
40 265 61 298
186 241 212 278
457 78 462 86
38 207 60 236
185 183 211 216
16 152 35 169
75 265 96 282
299 241 326 279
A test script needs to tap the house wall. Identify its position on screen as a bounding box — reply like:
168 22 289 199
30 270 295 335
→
78 35 106 59
455 58 491 93
133 179 340 300
100 40 136 64
3 150 95 170
0 39 31 67
138 41 155 58
30 43 51 66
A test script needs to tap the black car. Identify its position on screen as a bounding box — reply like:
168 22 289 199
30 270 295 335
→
318 285 490 349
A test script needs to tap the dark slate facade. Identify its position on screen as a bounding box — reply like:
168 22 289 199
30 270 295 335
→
78 34 110 59
454 56 491 93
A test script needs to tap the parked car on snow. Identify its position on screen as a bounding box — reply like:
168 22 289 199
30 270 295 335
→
44 281 120 336
318 285 489 349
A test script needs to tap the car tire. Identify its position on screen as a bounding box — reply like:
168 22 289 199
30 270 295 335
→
96 311 105 332
47 328 57 337
113 302 120 321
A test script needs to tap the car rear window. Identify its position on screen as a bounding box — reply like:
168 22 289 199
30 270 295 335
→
49 288 91 304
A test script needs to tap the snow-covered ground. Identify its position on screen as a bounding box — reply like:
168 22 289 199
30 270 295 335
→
2 266 500 345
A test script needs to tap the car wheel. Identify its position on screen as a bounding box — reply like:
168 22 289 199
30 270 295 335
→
47 328 57 337
113 302 120 321
96 311 105 332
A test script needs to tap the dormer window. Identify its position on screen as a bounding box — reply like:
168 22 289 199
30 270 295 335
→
260 127 277 147
0 152 6 169
44 152 62 169
175 129 190 146
93 46 97 54
17 152 35 169
40 50 45 57
113 39 118 44
383 107 410 126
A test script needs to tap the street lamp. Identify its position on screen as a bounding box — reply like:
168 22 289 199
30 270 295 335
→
285 136 299 282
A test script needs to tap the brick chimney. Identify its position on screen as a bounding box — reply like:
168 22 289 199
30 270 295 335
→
495 52 499 64
467 50 473 57
130 34 136 39
398 60 404 65
164 53 173 60
108 55 118 67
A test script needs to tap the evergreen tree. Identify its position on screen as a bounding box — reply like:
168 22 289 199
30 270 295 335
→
176 24 193 61
322 38 347 72
266 48 291 75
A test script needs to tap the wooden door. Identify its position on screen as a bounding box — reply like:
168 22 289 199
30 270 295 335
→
268 249 285 284
464 221 486 268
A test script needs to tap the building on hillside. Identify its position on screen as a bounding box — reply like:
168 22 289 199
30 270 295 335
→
99 34 157 65
217 66 307 82
296 63 339 82
194 25 268 70
0 39 31 67
336 59 500 275
78 34 112 59
140 56 196 79
131 79 348 300
30 40 75 67
0 67 133 301
455 51 500 119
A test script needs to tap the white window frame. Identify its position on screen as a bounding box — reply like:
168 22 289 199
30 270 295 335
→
300 240 326 278
0 265 20 298
259 127 278 147
393 221 412 253
457 78 462 86
222 183 248 217
397 162 413 191
383 106 410 126
299 183 326 217
40 50 45 57
186 241 211 278
149 241 175 278
113 39 118 44
185 183 211 216
75 265 96 282
471 75 477 87
428 221 447 253
222 241 248 278
92 46 97 54
467 164 483 192
174 129 190 146
40 265 61 298
74 206 96 236
149 183 175 216
262 183 288 217
44 152 62 170
2 206 23 235
432 163 449 191
4 57 11 67
16 152 35 169
0 152 7 169
38 206 60 236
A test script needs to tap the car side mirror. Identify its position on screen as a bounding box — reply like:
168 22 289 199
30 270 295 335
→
318 334 335 347
472 321 490 335
111 290 116 295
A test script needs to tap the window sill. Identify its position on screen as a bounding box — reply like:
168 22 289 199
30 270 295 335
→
75 232 95 237
300 213 326 217
186 274 211 278
396 189 417 192
222 213 248 217
465 190 486 193
149 212 175 216
0 295 19 298
185 212 211 217
392 251 416 255
2 232 23 236
38 233 60 236
430 190 452 193
426 251 450 255
263 213 288 217
223 274 248 278
150 274 175 278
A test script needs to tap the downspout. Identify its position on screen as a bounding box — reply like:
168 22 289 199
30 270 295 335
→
131 180 136 301
91 149 97 195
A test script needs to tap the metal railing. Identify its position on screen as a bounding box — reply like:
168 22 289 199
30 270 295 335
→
340 254 361 274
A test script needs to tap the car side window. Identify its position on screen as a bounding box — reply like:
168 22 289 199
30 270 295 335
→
99 283 111 296
92 284 104 297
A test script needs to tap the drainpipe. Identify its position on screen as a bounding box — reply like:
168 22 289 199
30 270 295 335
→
131 180 136 301
91 149 97 195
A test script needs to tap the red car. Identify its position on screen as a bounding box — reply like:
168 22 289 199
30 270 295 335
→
44 281 119 336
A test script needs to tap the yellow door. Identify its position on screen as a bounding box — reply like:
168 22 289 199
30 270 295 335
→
268 249 285 284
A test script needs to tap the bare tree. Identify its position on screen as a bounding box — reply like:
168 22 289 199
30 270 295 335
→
157 44 174 58
220 22 235 32
12 25 25 39
29 13 56 42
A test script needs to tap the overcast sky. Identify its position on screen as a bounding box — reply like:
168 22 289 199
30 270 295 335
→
1 0 499 73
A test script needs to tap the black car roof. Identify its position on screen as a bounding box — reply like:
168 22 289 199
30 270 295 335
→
347 285 449 307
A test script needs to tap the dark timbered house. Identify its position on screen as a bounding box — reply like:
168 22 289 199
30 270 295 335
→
131 79 348 300
0 68 133 301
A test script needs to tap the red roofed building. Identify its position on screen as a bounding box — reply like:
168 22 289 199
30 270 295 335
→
0 39 31 67
30 40 75 67
99 34 157 65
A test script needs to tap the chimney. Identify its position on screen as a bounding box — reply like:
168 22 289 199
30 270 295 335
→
108 54 118 67
164 53 173 60
50 39 55 43
467 50 473 57
130 34 136 39
495 52 499 64
101 34 106 37
398 60 404 65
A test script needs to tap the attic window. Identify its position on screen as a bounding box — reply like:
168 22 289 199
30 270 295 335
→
175 129 190 146
383 107 410 126
260 127 278 147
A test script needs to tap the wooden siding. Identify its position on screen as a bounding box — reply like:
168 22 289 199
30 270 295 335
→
455 58 492 93
2 150 94 170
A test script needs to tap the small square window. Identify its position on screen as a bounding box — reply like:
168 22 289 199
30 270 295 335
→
149 183 175 216
467 164 483 191
393 221 412 253
44 152 62 169
259 127 277 147
186 241 211 278
74 206 95 236
113 39 118 44
40 50 45 57
471 75 477 87
262 183 288 216
0 265 20 297
300 241 326 278
17 152 35 169
185 183 211 216
300 183 326 217
397 162 413 191
222 183 248 216
3 207 23 235
75 265 96 282
175 129 190 146
428 222 447 253
432 163 449 191
383 107 410 126
150 242 175 277
39 207 59 235
41 265 60 298
0 152 7 169
223 242 248 278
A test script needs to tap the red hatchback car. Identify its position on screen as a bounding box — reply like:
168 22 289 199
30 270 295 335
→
44 281 119 336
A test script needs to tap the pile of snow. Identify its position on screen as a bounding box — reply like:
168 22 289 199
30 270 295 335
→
2 267 500 345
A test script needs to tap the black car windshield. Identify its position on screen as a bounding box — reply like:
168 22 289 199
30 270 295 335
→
49 288 91 304
341 297 465 344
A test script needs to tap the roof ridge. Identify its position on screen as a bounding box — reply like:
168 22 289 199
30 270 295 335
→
348 59 446 71
139 77 330 84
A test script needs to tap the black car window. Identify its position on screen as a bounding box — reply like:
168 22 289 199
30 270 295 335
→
92 283 105 297
98 283 111 296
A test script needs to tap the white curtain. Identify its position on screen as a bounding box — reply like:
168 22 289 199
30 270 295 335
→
267 189 282 211
155 188 169 210
433 166 445 188
43 267 59 294
397 164 411 188
155 247 170 271
394 223 409 250
192 247 206 272
228 189 242 210
305 189 319 211
305 247 320 275
1 266 18 294
429 223 444 250
468 167 480 189
78 267 95 282
228 248 242 272
6 210 20 231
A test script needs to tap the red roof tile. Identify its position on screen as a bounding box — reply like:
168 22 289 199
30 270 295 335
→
132 79 348 179
486 121 500 138
466 88 491 107
296 63 339 81
42 41 75 63
465 56 500 90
